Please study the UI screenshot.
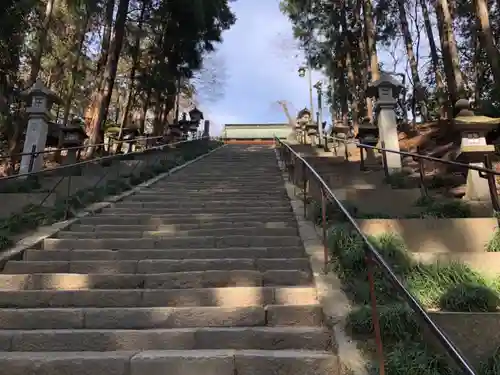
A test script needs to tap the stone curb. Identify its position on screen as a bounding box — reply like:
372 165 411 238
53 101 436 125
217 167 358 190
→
0 144 226 265
274 148 368 375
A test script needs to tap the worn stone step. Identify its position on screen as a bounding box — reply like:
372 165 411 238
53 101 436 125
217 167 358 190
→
4 258 311 274
126 194 288 201
0 270 312 290
140 189 287 195
55 227 298 239
78 214 296 225
24 247 306 262
0 304 322 329
3 327 332 352
69 221 297 232
0 349 339 375
114 201 290 208
101 207 293 214
43 236 303 250
0 287 317 308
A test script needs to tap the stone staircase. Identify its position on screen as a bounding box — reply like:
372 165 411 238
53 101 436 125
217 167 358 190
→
0 144 339 374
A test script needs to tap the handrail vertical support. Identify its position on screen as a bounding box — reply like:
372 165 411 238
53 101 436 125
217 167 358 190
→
483 154 500 220
302 160 307 218
366 252 386 375
359 146 366 171
380 141 389 178
321 187 328 271
416 147 428 199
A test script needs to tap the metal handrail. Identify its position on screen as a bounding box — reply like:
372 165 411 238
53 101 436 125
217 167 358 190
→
274 136 476 375
326 135 500 176
0 135 165 161
0 137 207 183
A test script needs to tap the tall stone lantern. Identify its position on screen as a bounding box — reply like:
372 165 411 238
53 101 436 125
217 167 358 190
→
454 99 500 202
188 107 204 137
367 72 404 174
19 79 61 176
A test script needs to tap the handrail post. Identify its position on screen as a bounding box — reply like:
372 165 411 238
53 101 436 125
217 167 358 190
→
365 251 386 375
28 144 37 173
321 187 328 270
483 154 500 218
302 160 307 218
416 146 429 199
359 145 366 171
344 138 349 161
380 141 389 178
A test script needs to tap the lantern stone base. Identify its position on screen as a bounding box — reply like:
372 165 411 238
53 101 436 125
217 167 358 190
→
464 162 491 201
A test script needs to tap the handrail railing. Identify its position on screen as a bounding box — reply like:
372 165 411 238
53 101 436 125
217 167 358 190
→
0 137 205 183
326 135 500 214
274 136 477 375
0 135 165 161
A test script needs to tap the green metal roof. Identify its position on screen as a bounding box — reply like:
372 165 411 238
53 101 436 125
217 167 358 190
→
223 123 292 139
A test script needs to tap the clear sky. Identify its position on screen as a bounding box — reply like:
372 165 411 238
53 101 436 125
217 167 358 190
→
200 0 327 135
199 0 428 135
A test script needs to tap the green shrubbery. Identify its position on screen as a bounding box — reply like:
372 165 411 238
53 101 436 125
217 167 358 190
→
318 205 498 374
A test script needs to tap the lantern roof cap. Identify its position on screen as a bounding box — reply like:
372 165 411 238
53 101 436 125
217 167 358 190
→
22 79 61 104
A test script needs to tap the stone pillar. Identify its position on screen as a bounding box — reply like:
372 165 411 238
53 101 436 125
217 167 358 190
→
376 99 401 173
203 120 210 137
367 73 404 174
19 80 60 176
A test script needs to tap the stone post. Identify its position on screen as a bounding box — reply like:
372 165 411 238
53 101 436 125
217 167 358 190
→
203 120 210 137
19 80 60 176
367 73 404 174
454 99 500 202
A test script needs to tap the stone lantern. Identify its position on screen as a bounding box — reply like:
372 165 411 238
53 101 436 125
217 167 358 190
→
356 117 380 168
296 108 313 144
367 72 404 174
61 117 88 168
454 99 500 202
188 107 204 135
19 79 62 176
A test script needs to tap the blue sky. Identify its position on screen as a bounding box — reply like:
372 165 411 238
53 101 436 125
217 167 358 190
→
200 0 430 135
200 0 327 135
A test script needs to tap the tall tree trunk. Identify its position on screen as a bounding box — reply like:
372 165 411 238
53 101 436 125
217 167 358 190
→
362 0 380 82
419 0 448 118
62 10 91 128
435 0 464 111
28 0 56 87
84 0 114 133
87 0 131 157
474 0 500 92
397 0 427 121
118 0 148 139
139 89 151 135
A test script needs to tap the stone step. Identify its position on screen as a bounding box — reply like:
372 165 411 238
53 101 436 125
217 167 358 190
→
153 183 284 189
78 214 296 225
69 221 297 232
0 287 317 308
0 304 323 329
1 326 331 352
114 201 290 208
0 350 339 375
24 247 306 262
0 270 312 290
4 258 311 274
43 236 303 250
126 194 289 201
101 207 293 214
55 227 298 239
